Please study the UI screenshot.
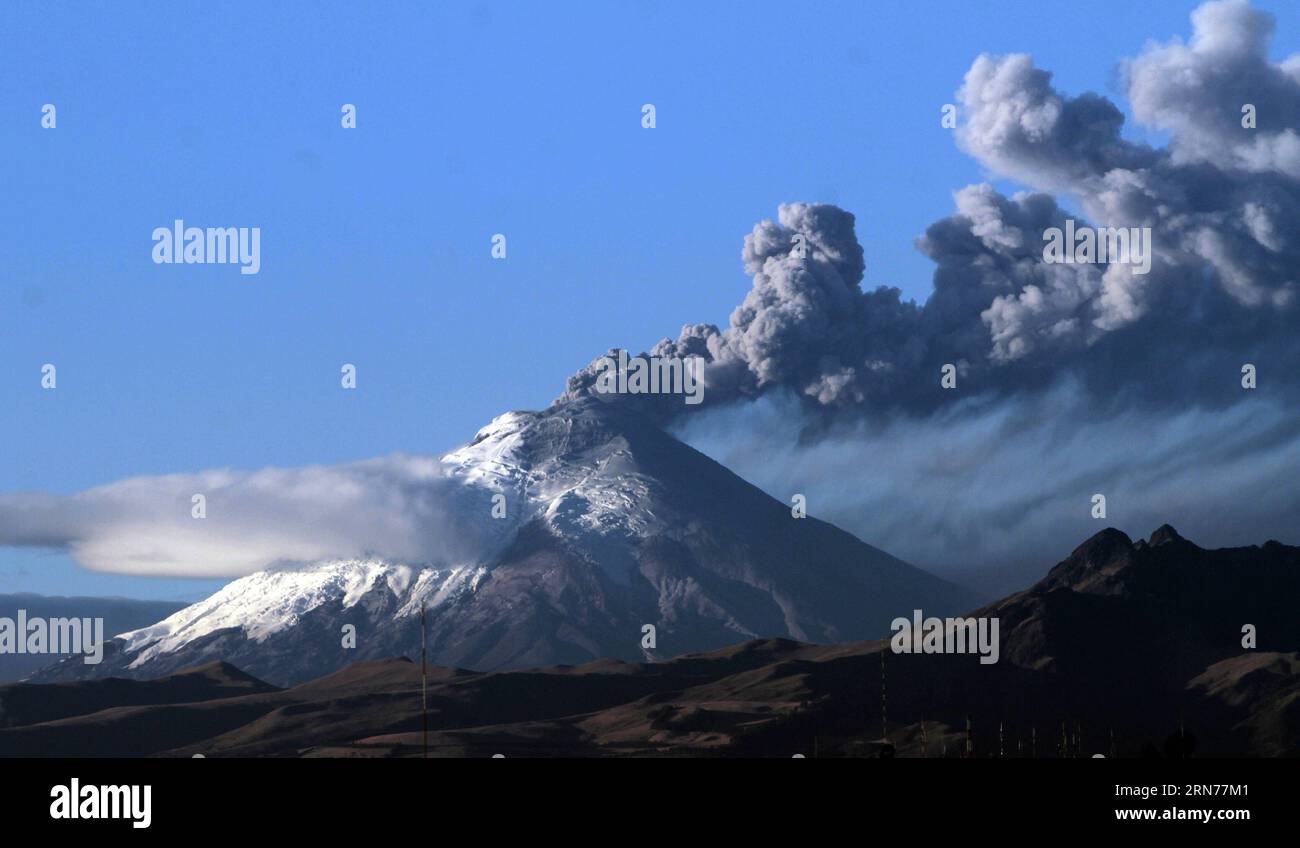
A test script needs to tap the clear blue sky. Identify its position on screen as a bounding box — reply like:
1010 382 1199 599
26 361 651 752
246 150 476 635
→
3 0 1297 600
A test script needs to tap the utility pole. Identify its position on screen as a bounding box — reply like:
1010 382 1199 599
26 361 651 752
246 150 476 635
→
880 651 888 744
421 605 428 759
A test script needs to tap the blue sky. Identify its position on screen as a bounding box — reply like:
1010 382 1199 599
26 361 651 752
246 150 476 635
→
3 0 1298 600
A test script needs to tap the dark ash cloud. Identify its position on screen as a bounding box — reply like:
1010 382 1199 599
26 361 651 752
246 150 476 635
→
565 0 1300 426
564 1 1300 580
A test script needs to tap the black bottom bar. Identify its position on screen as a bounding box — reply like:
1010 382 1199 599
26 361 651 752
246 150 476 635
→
8 757 1285 833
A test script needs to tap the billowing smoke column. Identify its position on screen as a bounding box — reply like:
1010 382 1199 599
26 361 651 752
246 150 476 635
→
564 0 1300 425
559 0 1300 579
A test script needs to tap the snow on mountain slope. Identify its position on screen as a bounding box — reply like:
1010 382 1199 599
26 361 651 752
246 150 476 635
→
34 398 978 686
445 408 669 542
118 562 486 668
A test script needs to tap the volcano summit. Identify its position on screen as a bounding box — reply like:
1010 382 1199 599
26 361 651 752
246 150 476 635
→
32 399 975 686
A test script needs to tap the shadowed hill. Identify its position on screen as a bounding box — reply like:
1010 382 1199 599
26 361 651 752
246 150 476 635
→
1 526 1294 757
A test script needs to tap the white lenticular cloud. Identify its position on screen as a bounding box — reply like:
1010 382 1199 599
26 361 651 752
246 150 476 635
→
0 455 496 577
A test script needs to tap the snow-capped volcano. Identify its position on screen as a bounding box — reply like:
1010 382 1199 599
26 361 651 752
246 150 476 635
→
34 399 976 686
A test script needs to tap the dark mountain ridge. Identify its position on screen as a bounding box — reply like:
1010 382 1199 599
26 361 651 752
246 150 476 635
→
4 525 1295 757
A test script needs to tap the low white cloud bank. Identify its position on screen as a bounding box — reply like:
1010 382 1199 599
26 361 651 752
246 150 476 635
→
0 455 497 577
